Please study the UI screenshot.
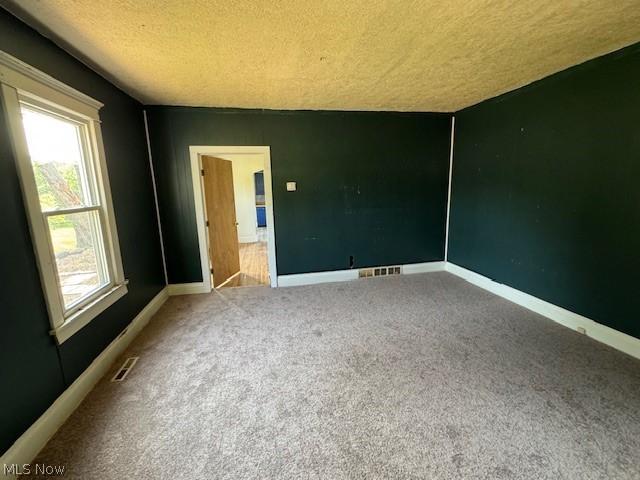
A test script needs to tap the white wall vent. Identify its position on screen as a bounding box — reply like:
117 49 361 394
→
359 266 402 278
111 356 139 382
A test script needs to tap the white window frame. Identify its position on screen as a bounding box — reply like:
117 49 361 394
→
0 50 127 344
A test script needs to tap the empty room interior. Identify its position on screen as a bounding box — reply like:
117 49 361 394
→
1 1 639 478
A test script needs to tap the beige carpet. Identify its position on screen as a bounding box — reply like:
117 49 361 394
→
27 273 640 479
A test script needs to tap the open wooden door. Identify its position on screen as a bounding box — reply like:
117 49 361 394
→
201 155 240 287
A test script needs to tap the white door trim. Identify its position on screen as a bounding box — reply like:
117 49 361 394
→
189 146 278 289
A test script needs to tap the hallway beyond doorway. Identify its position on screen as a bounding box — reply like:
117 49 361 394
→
219 241 269 288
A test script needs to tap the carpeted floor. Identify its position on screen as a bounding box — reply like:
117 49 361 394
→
28 273 640 479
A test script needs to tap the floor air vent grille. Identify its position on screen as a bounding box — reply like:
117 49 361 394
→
359 266 402 278
111 357 139 382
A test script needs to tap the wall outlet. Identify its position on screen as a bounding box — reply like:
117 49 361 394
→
286 181 297 191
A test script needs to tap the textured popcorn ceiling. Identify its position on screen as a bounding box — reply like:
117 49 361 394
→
5 0 640 111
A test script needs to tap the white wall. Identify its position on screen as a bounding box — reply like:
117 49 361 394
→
228 155 264 243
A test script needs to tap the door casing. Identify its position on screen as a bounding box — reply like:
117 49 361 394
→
189 146 278 290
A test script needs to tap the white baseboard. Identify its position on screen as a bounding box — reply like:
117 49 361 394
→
277 261 446 287
402 261 446 275
445 263 640 360
278 269 358 287
167 282 210 295
0 288 169 476
238 234 258 244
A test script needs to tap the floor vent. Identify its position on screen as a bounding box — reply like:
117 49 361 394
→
111 356 139 382
359 266 402 278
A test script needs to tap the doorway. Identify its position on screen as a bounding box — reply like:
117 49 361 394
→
190 146 277 291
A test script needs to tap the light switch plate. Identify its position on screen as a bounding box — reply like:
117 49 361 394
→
286 181 297 191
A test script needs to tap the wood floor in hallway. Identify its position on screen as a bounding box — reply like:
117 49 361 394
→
220 241 269 288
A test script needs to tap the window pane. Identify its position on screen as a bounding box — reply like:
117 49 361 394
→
21 106 94 211
47 210 110 309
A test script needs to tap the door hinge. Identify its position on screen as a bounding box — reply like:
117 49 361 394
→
201 169 205 176
205 220 209 227
210 267 214 274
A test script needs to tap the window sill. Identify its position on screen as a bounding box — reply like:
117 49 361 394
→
52 283 128 344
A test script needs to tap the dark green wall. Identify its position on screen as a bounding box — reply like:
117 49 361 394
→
449 43 640 340
0 9 165 453
146 107 452 282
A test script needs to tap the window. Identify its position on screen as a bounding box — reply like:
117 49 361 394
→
1 51 127 343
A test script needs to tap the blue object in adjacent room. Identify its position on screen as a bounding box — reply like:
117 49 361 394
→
256 206 267 227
